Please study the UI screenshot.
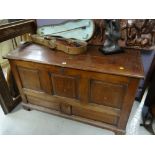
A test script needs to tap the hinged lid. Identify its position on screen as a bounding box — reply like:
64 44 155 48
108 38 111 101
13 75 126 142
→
4 43 144 79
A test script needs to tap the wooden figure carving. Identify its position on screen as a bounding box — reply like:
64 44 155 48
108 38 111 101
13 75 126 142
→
120 19 155 50
100 19 123 55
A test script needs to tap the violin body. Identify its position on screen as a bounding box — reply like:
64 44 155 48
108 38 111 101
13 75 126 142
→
30 34 87 55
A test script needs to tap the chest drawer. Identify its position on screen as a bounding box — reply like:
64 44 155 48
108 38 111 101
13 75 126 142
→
72 106 119 125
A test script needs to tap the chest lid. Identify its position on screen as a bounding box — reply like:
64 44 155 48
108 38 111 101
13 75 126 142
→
4 43 144 78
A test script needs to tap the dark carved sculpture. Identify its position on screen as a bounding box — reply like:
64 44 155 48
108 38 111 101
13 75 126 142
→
100 19 123 54
120 19 155 50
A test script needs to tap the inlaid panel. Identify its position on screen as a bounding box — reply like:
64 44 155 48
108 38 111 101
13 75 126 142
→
18 67 42 91
90 80 127 109
51 74 78 99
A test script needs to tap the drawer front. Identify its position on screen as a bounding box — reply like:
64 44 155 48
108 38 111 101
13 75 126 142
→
72 106 118 125
90 79 127 109
27 95 60 111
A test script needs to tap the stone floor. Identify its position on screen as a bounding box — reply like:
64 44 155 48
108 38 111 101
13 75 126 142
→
0 100 151 135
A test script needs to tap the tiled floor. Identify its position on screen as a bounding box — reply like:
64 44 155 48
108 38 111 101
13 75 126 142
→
0 100 151 135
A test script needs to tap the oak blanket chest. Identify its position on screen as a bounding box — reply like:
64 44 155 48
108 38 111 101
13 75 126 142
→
5 43 144 134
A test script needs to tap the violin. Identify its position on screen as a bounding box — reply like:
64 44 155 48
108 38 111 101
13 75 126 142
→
30 34 87 55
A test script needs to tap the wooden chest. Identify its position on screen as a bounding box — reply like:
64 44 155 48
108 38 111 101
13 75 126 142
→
5 43 144 134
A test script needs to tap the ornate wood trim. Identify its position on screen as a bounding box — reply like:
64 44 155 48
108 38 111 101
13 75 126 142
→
0 19 37 42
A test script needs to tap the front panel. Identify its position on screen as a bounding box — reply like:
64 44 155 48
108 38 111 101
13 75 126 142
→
18 66 42 91
51 73 79 99
90 79 127 109
14 61 132 129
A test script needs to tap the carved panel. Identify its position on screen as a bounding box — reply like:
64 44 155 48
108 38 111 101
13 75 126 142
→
51 74 79 99
18 67 42 91
120 19 155 50
90 80 127 109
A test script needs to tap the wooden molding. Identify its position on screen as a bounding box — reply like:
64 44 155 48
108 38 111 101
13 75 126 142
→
0 19 37 42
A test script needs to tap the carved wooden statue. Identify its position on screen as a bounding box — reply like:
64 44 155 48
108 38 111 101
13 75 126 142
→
100 19 123 54
120 19 155 50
